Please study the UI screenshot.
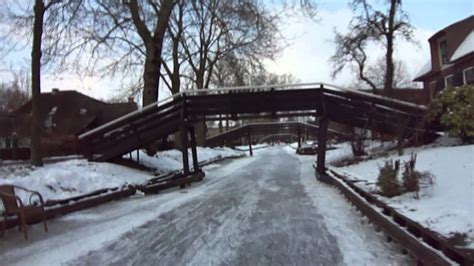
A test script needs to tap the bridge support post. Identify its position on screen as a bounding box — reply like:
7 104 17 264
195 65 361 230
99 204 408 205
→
317 117 328 176
247 128 253 156
189 126 199 174
180 125 190 175
297 126 302 149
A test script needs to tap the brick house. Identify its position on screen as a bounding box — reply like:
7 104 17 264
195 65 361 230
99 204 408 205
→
0 89 136 159
414 15 474 101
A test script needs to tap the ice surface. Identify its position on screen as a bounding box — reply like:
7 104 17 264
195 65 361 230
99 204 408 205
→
0 146 409 265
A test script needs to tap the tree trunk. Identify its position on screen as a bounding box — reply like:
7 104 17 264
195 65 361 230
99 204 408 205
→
142 48 161 107
384 0 397 96
31 0 45 167
384 36 394 96
195 72 207 146
133 0 174 152
128 0 174 107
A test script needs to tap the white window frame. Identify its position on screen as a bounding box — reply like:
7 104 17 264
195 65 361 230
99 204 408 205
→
463 67 474 85
444 74 454 89
438 39 449 66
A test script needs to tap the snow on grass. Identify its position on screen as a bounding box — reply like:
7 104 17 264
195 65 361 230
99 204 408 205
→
0 159 152 205
337 144 474 247
0 147 244 207
128 147 244 173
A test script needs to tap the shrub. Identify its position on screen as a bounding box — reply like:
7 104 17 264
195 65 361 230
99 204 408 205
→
377 160 402 197
428 85 474 143
402 154 421 198
401 154 436 199
448 232 469 246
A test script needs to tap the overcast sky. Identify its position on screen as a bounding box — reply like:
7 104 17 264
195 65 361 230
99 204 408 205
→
1 0 473 101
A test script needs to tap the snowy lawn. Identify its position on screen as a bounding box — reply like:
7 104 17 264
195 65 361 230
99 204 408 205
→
126 146 244 173
0 160 152 205
335 144 474 247
0 147 244 206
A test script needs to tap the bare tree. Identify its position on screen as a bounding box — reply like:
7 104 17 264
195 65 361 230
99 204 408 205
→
126 0 175 106
160 0 186 95
0 69 31 112
350 57 418 90
178 0 282 145
2 0 85 166
331 0 414 94
366 57 417 88
31 0 50 166
332 30 378 92
72 0 175 107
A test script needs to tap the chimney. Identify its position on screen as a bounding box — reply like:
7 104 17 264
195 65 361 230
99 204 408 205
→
128 96 134 103
51 88 59 95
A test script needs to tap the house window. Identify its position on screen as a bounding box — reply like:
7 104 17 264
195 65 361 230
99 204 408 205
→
464 67 474 85
445 75 454 88
439 40 449 65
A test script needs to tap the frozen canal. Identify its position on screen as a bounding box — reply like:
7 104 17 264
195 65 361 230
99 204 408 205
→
0 146 408 265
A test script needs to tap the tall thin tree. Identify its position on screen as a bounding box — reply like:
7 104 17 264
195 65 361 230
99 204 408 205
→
331 0 413 94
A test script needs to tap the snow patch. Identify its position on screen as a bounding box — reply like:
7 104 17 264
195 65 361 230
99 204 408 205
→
451 30 474 62
127 147 244 173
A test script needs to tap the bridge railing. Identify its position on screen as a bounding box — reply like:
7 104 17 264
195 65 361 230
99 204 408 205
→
79 81 427 141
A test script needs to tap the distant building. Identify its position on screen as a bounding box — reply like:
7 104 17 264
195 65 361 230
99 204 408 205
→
0 89 136 159
414 15 474 101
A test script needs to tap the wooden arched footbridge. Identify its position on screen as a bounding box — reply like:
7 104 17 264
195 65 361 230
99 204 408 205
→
206 121 351 152
79 83 431 177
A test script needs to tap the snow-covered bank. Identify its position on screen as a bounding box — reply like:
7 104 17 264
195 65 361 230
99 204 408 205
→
336 144 474 247
0 160 152 204
0 147 244 205
127 147 244 173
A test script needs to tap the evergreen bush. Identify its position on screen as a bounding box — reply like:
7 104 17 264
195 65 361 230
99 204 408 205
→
376 159 402 197
428 85 474 143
